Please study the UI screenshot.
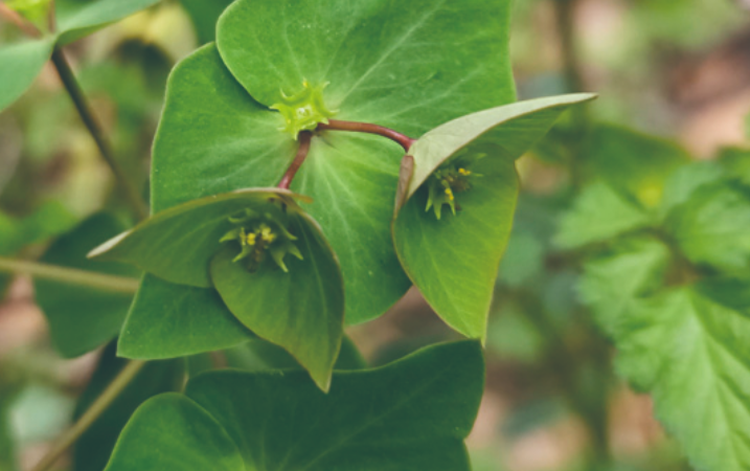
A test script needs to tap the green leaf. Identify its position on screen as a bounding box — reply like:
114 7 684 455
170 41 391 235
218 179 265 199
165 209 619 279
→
718 146 750 188
216 0 515 135
580 237 671 338
209 207 345 391
179 0 234 44
35 213 139 358
90 189 307 288
658 161 725 217
555 182 651 249
73 342 184 471
55 0 162 45
103 393 244 471
105 341 483 471
155 0 519 324
0 38 54 112
665 182 750 272
117 274 253 359
587 125 690 208
607 284 750 471
392 95 593 339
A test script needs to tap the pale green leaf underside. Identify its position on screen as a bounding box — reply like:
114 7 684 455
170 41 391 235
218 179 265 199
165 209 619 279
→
0 38 54 112
209 208 345 392
402 94 596 201
612 285 750 471
118 274 253 360
217 0 516 136
555 182 651 249
89 188 304 288
393 157 519 339
104 341 483 471
55 0 162 45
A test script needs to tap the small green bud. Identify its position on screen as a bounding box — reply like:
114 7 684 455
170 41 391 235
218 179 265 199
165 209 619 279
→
270 80 336 139
220 211 303 272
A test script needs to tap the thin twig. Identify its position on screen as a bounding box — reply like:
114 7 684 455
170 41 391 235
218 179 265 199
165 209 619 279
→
0 1 41 37
50 48 149 221
317 119 415 152
30 360 147 471
0 256 140 293
278 131 313 189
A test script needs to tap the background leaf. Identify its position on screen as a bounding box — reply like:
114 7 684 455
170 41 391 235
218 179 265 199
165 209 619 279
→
35 213 139 358
73 342 184 471
117 274 253 359
0 38 54 112
179 0 234 44
55 0 162 45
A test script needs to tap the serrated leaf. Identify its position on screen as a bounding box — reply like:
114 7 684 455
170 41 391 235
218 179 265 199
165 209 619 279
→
665 182 750 272
89 188 307 288
209 207 344 391
657 161 725 217
179 0 234 44
55 0 162 45
555 182 651 249
587 125 689 208
609 284 750 471
73 342 184 471
392 95 593 339
104 341 484 471
0 38 54 112
118 274 253 360
35 213 139 358
103 393 243 471
580 237 671 337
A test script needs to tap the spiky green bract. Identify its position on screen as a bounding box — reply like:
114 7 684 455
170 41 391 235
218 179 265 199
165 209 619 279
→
393 94 595 340
103 341 485 471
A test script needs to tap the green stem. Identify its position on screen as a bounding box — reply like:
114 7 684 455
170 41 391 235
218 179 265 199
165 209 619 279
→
317 119 415 152
50 48 149 221
0 257 140 293
29 360 147 471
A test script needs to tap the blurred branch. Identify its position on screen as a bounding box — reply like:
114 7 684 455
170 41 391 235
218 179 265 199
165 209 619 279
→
554 0 585 93
0 257 140 293
29 360 147 471
50 48 149 221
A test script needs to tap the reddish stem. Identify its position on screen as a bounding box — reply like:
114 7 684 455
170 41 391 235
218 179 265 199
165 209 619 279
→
317 119 415 152
278 131 313 189
0 2 42 37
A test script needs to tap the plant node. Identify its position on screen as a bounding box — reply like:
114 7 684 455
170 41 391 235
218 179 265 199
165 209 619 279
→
271 80 336 139
220 209 303 272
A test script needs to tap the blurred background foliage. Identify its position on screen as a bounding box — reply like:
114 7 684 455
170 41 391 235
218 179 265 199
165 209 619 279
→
1 0 749 470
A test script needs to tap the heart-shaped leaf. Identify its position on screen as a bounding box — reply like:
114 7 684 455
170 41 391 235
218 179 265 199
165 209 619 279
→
209 207 344 391
103 340 484 471
117 274 253 360
89 188 309 288
0 38 55 111
393 95 594 339
35 213 139 358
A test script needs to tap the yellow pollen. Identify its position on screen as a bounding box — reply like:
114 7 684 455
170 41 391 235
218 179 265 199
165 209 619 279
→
458 168 470 176
246 233 257 245
259 224 276 243
445 188 454 201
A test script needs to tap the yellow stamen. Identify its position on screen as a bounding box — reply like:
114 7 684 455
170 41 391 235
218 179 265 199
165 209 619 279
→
246 233 257 245
445 187 454 201
458 168 471 176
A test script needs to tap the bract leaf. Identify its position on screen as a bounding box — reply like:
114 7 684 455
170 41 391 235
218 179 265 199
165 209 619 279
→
117 274 254 359
555 182 651 249
35 213 139 358
392 95 593 339
103 393 244 471
55 0 162 45
209 207 345 392
665 182 750 272
0 38 54 112
216 0 515 135
73 342 184 471
89 188 308 288
179 0 234 44
607 284 750 471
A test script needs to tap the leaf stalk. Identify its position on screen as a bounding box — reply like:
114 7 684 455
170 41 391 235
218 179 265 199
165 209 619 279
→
0 256 140 293
278 130 313 189
317 119 415 152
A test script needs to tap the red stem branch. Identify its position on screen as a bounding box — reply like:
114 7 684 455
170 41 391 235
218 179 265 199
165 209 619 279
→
317 119 415 152
0 2 42 37
278 131 313 189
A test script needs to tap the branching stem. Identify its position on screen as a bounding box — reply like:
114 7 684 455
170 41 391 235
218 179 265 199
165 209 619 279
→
0 256 140 293
30 360 147 471
50 48 149 220
317 119 415 152
278 131 313 189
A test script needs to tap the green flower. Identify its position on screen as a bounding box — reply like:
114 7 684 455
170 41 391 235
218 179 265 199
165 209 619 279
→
270 80 336 138
425 162 482 219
